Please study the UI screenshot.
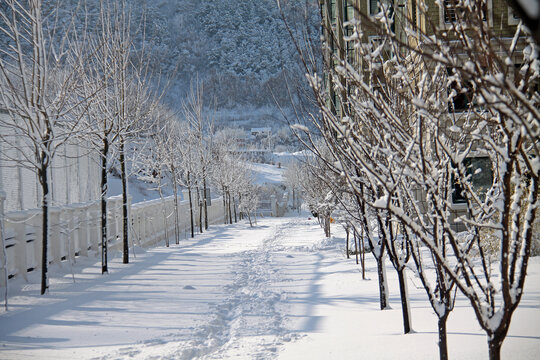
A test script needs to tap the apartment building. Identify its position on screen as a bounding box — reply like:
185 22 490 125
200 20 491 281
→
318 0 533 229
320 0 526 102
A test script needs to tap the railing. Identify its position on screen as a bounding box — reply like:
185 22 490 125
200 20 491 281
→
0 191 224 287
256 192 290 218
272 192 289 217
271 192 289 217
130 191 225 248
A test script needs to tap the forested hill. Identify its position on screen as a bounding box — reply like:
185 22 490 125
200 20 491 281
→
23 0 320 126
157 0 320 112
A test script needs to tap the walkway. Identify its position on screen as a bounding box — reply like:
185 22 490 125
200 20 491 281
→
1 214 539 359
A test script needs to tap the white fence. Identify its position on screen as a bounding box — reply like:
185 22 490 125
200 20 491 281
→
271 192 289 217
0 110 101 213
0 191 225 287
256 191 290 218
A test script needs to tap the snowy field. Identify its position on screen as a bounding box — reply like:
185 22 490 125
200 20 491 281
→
0 213 539 359
246 162 284 184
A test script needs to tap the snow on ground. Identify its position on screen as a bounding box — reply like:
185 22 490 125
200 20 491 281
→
272 150 312 166
0 213 539 359
247 162 285 184
107 176 176 204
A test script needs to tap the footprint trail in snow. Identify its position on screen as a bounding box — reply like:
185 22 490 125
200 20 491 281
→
173 223 297 360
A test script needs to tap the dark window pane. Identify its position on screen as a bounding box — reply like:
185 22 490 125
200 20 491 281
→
370 0 378 15
444 0 487 23
444 0 457 23
447 68 471 112
452 157 493 203
411 0 417 29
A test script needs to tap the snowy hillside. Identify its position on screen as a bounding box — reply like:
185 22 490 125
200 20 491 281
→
14 0 320 128
248 162 285 184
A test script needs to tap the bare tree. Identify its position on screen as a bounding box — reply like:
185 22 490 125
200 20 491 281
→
283 160 303 212
134 106 177 247
211 129 239 225
78 0 157 271
283 1 539 358
0 0 86 294
182 80 214 232
110 0 158 264
162 115 183 245
176 120 200 238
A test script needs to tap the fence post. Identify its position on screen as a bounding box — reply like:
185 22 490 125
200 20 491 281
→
77 205 88 257
90 201 100 252
137 208 145 247
271 195 277 217
0 191 6 288
49 207 61 265
127 195 132 247
59 208 69 262
115 197 121 248
27 210 41 275
11 214 27 280
107 197 115 249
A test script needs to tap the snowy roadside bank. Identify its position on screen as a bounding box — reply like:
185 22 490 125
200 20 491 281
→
0 214 539 359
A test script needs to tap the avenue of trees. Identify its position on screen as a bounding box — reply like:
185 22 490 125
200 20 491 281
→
0 0 259 297
281 1 539 359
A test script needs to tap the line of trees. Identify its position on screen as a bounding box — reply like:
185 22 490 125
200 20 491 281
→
281 1 539 359
0 0 260 297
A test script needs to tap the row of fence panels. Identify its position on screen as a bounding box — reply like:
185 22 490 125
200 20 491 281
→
0 192 225 287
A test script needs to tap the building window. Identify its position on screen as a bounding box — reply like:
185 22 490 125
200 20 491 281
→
345 26 355 63
444 0 457 23
447 68 472 113
514 63 522 87
369 0 379 16
410 0 417 30
330 0 337 25
344 1 354 64
452 157 493 204
332 90 340 112
441 0 490 27
508 6 520 25
344 0 353 21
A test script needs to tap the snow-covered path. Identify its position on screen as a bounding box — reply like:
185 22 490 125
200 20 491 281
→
0 216 309 360
1 214 539 359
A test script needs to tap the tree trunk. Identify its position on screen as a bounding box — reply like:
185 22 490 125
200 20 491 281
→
1 189 8 308
238 194 243 220
487 324 511 360
488 336 502 360
354 229 359 264
438 314 449 360
397 267 412 334
119 139 129 264
101 138 109 274
159 188 169 247
188 184 194 238
203 178 208 230
228 191 233 225
171 167 180 244
360 228 365 280
345 228 350 259
233 196 237 223
376 256 388 310
324 216 331 237
222 185 227 224
197 187 203 234
38 158 50 294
